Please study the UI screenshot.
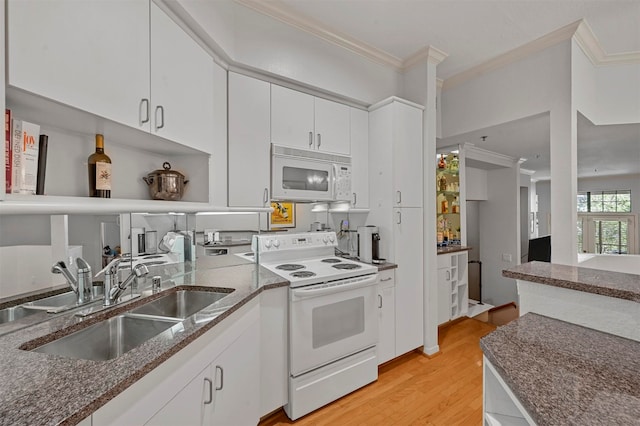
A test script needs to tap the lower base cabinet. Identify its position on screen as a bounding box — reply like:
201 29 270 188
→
437 251 469 325
377 270 396 365
92 301 260 426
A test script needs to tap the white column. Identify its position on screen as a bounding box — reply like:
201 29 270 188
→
402 46 448 355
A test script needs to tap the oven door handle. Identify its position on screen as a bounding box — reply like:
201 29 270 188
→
292 274 378 299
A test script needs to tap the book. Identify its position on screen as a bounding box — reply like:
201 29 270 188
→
11 118 40 195
36 134 48 195
4 109 11 194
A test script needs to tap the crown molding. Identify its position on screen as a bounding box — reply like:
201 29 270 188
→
234 0 404 68
574 19 640 65
403 45 449 68
442 20 582 91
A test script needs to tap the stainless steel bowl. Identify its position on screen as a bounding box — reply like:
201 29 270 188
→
143 162 189 201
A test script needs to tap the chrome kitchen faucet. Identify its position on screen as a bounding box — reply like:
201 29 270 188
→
51 258 93 305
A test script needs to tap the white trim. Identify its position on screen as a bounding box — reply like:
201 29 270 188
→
574 19 640 66
463 143 518 168
234 0 405 68
403 45 449 69
368 96 425 112
520 168 536 176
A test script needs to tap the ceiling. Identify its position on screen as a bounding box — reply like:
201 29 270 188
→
259 0 640 180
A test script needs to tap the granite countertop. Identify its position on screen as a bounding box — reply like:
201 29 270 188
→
437 245 472 255
503 261 640 303
481 313 640 425
0 263 287 426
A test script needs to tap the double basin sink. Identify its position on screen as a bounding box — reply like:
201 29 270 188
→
24 289 232 361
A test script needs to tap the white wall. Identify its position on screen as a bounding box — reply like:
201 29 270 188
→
478 166 520 306
595 63 640 125
536 180 552 237
465 200 481 301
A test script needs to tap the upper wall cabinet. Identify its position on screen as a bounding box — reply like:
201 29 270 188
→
271 85 350 155
7 0 214 154
150 3 214 154
7 0 150 131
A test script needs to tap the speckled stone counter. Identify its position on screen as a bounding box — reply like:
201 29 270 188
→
437 245 472 255
503 261 640 303
0 263 287 426
375 261 397 272
481 313 640 425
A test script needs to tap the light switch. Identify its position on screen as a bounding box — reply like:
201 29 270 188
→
502 253 512 262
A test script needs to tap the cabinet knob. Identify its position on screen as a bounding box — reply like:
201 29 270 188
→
353 192 357 206
378 294 383 308
309 131 313 147
263 188 269 205
317 133 321 148
396 191 402 204
397 211 402 224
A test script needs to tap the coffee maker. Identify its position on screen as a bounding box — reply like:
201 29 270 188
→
357 226 380 263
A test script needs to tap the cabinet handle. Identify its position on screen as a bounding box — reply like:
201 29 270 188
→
155 105 165 130
378 294 383 308
139 98 150 125
203 377 213 405
263 188 269 205
309 131 313 147
380 277 392 282
397 211 402 224
352 192 357 206
396 191 402 204
446 270 451 281
215 366 224 390
317 133 321 148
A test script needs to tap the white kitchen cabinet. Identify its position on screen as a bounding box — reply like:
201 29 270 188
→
228 72 271 207
437 251 469 324
368 97 425 358
392 102 423 207
350 107 369 208
145 365 212 426
7 0 213 154
377 270 396 365
7 0 150 131
393 207 424 354
210 319 260 425
271 85 350 155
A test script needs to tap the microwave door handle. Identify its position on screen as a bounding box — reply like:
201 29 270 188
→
292 274 378 299
332 164 338 200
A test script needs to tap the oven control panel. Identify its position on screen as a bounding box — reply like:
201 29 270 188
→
253 231 337 252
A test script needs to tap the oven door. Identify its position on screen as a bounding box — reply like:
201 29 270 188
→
272 154 335 201
289 274 378 376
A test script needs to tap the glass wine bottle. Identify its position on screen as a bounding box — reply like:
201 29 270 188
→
88 134 112 198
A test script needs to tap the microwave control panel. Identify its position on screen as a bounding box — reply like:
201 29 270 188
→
335 165 352 201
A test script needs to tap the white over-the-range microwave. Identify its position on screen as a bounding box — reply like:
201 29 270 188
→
271 144 352 202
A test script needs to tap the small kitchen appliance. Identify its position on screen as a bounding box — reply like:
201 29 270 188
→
357 226 380 263
254 231 379 420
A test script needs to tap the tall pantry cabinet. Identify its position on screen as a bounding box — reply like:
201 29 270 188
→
368 97 425 357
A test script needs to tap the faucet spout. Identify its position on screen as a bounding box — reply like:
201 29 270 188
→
106 264 149 306
51 261 79 294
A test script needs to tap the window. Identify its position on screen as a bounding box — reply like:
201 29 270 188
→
577 190 631 213
577 190 636 254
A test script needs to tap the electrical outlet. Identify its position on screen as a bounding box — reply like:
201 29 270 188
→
502 253 512 262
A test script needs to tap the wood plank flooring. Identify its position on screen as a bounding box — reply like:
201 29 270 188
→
260 318 496 425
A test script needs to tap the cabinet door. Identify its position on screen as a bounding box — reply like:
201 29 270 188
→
8 0 150 131
228 73 271 207
150 3 214 153
314 98 350 154
377 273 396 365
437 267 452 325
145 365 212 426
393 102 423 207
211 318 260 425
271 85 315 150
350 107 369 208
393 207 424 355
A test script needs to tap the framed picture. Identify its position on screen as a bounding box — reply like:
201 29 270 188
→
270 202 296 228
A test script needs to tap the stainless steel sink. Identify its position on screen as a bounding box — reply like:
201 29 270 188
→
21 291 99 313
0 306 40 325
32 315 180 361
127 290 231 320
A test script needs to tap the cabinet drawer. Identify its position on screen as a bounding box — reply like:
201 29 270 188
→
378 269 395 288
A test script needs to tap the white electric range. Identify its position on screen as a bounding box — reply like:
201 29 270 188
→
253 231 379 420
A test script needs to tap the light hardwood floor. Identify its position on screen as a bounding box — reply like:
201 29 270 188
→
260 318 497 425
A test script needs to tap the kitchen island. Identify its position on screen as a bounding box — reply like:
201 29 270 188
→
481 313 640 424
503 261 640 341
0 263 287 425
